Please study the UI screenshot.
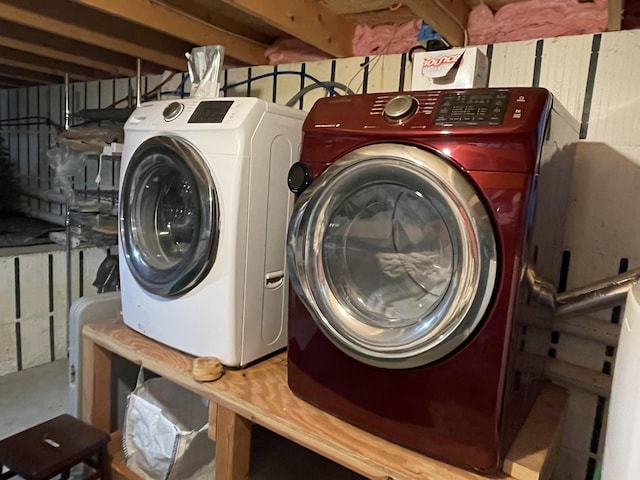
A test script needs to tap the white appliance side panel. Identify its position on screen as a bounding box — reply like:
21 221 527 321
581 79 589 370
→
602 284 640 480
260 135 295 344
241 111 304 365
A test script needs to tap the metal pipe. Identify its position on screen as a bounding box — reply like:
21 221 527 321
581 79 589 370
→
136 58 142 107
25 207 67 227
23 189 67 205
64 73 70 130
526 265 640 318
556 268 640 317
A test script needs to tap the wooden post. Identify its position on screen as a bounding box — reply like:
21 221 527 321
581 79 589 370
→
215 405 253 480
81 334 113 433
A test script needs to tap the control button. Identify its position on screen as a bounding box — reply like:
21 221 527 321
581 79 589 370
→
383 95 419 123
287 162 312 194
163 101 184 122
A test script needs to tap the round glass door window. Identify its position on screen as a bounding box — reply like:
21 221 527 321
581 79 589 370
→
288 143 498 368
120 136 219 297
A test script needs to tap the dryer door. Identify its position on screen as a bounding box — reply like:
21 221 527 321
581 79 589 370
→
288 143 498 368
120 136 219 298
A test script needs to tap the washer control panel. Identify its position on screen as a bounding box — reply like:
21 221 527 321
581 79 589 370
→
434 91 510 126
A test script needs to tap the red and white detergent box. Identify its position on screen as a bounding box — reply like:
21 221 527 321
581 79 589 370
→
411 47 489 90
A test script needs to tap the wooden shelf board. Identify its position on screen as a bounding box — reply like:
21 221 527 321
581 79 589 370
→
84 319 567 480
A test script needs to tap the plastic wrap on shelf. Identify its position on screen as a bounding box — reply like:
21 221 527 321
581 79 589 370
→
44 143 120 248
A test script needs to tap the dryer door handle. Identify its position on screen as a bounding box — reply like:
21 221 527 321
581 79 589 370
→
265 270 285 289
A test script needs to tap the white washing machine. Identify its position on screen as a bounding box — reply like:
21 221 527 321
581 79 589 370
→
118 97 306 367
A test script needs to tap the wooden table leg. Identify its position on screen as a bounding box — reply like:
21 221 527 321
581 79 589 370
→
208 402 218 441
82 333 113 433
215 405 252 480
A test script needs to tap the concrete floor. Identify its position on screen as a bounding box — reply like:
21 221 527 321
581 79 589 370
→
0 360 364 479
0 359 69 440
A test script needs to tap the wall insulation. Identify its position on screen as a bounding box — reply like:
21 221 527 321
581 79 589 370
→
2 28 640 480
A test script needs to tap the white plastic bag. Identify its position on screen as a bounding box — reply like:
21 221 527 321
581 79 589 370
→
123 368 216 479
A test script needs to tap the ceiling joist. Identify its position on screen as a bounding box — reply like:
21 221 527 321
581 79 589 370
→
219 0 355 57
0 65 62 85
405 0 470 46
0 0 188 71
0 20 138 78
0 46 100 82
69 0 269 66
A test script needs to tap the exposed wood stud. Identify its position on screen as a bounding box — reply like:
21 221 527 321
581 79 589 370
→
219 0 354 57
69 0 268 66
405 0 470 46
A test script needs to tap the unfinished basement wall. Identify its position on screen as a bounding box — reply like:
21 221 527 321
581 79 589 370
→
2 28 640 480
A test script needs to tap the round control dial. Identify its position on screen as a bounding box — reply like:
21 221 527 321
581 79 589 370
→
163 101 184 122
383 95 418 123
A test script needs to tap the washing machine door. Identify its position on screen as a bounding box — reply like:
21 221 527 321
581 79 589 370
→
288 143 498 369
120 136 219 298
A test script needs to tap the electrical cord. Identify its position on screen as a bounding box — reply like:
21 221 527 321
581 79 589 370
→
222 70 346 97
346 55 386 95
284 81 355 107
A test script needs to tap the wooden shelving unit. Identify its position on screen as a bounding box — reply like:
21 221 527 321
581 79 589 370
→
82 319 568 480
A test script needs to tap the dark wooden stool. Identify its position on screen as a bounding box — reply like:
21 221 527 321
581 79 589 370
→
0 414 110 480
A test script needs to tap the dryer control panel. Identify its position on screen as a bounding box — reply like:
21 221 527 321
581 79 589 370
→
305 87 551 135
434 91 510 126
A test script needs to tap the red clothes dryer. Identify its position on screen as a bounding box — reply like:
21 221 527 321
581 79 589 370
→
286 88 578 472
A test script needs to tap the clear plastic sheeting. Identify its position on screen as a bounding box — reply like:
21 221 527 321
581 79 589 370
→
46 145 90 203
186 45 225 99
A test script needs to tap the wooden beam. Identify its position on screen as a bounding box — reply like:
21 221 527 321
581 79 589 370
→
405 0 470 47
157 0 281 45
0 0 187 71
219 0 354 57
0 65 62 84
503 383 568 480
517 352 612 398
0 46 98 82
318 0 402 14
0 19 137 77
345 7 418 27
0 76 33 88
69 0 268 66
522 314 621 346
608 0 623 30
82 334 113 434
